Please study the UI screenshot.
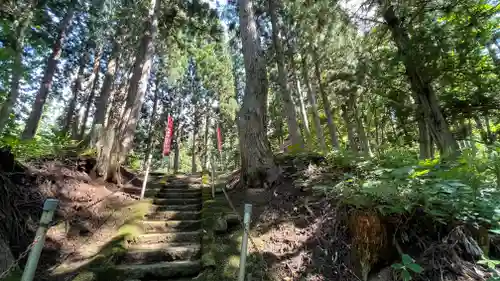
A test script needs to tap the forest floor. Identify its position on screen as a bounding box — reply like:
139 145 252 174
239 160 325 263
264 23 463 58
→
0 151 151 280
1 151 499 281
217 153 500 281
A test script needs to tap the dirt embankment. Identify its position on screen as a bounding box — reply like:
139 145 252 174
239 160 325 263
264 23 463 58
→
0 149 142 280
223 154 500 281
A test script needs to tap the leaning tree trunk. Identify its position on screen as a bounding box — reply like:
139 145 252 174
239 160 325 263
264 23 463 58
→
301 56 326 152
80 45 102 140
141 75 160 171
90 29 121 143
22 1 76 139
312 48 340 151
269 0 302 148
100 0 160 181
238 0 280 188
62 50 89 136
0 4 35 133
289 56 310 142
381 1 458 156
94 52 132 179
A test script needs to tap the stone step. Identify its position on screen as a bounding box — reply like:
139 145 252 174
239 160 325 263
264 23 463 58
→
145 211 200 221
138 220 201 233
113 260 201 279
128 231 201 244
150 204 201 212
120 244 201 264
152 198 201 206
163 183 192 188
160 186 201 192
152 191 202 199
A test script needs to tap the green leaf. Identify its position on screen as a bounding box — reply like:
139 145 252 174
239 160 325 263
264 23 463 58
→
402 254 414 265
407 263 423 273
391 263 404 270
402 269 412 281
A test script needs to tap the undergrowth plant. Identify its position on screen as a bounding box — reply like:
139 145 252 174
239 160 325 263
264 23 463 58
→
392 254 423 281
0 130 77 160
326 145 500 230
478 256 500 281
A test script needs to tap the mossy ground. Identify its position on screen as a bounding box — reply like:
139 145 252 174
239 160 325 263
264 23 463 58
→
198 178 270 281
59 200 153 281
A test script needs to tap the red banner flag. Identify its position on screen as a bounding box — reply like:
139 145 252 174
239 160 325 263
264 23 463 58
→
163 116 174 156
217 125 222 153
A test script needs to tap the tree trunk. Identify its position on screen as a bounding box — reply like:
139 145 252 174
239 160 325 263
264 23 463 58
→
62 50 89 136
268 0 302 148
118 0 159 154
485 112 494 143
238 0 280 188
142 76 160 171
474 115 488 144
100 0 160 181
80 45 102 140
289 56 310 142
301 56 326 152
0 5 34 133
381 2 458 156
90 29 121 143
352 95 371 156
201 113 211 171
173 123 183 173
418 106 432 159
0 236 15 275
342 104 358 154
191 119 198 174
312 48 340 151
22 1 76 139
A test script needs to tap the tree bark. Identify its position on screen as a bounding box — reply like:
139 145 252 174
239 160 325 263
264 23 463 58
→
238 0 280 188
201 113 211 171
0 4 34 133
62 50 89 136
173 123 183 173
191 117 198 174
22 1 76 139
301 56 326 152
381 1 458 156
289 56 310 142
418 106 432 159
312 48 340 151
142 75 160 171
99 0 160 181
352 94 371 156
268 0 302 148
0 236 15 275
342 104 358 154
90 29 121 142
118 0 159 155
80 44 102 140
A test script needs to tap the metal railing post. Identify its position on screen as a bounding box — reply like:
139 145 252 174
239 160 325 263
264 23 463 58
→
21 198 59 281
238 203 252 281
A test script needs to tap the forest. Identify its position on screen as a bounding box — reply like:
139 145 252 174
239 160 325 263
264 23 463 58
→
0 0 499 280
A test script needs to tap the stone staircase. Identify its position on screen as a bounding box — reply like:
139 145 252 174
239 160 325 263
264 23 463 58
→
115 175 203 280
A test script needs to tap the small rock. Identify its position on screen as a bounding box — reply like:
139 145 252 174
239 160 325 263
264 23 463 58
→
214 217 228 233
